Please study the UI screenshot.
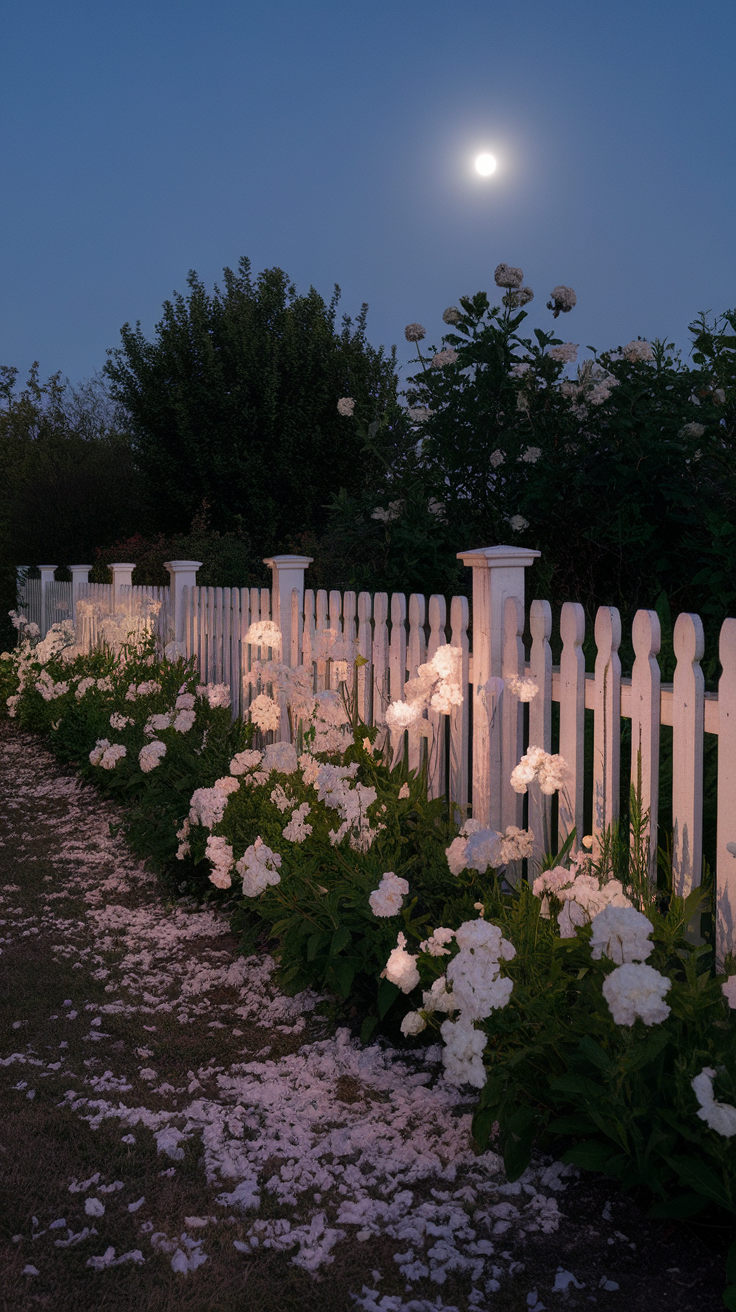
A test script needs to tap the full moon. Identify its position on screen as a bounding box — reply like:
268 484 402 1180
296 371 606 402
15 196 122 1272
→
475 152 497 176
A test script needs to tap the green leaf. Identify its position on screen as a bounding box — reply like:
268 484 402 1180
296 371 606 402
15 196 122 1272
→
722 1286 736 1312
503 1127 534 1182
621 1028 670 1073
360 1015 379 1043
667 1156 734 1210
472 1108 498 1152
577 1036 615 1075
330 926 352 956
307 932 325 962
548 1115 599 1137
562 1141 616 1172
329 957 357 999
551 1073 605 1098
377 977 399 1019
648 1194 708 1220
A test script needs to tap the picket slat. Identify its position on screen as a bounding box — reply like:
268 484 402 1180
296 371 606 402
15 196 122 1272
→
357 592 373 726
501 596 525 835
407 593 426 775
593 606 622 853
672 613 705 899
558 602 586 845
529 600 553 866
427 595 447 800
372 593 389 728
449 595 470 817
717 619 736 960
631 609 661 879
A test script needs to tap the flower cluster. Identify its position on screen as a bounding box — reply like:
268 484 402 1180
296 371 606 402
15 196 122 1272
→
139 740 167 773
236 837 282 897
589 904 654 964
404 323 426 342
622 339 654 363
385 645 463 735
206 835 234 889
431 348 458 369
692 1068 736 1137
337 397 355 417
547 285 577 317
369 872 409 918
548 342 578 363
189 777 240 829
510 746 568 795
505 675 538 702
533 861 631 937
445 820 534 877
601 962 671 1027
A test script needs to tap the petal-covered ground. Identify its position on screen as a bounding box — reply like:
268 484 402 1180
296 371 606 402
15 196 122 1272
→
0 723 725 1311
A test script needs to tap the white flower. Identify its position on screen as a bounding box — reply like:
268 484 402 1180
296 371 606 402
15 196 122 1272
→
431 347 458 369
427 498 446 519
422 974 457 1014
520 446 541 463
189 780 238 829
588 380 618 405
205 835 234 890
201 683 231 709
494 263 523 289
679 421 705 439
400 1011 427 1036
398 782 410 800
506 676 538 702
172 709 196 733
89 738 111 766
623 339 654 363
282 802 312 843
440 1014 487 1088
230 749 264 775
109 712 131 730
509 515 528 532
510 362 530 377
405 323 426 342
139 740 167 773
236 837 282 897
504 286 534 308
490 448 505 468
337 397 355 417
369 872 409 918
464 828 505 873
144 712 173 736
442 306 461 324
548 343 578 363
589 904 654 964
602 963 671 1027
385 700 422 732
407 406 433 422
99 743 127 771
692 1068 736 1137
270 784 292 812
420 927 455 957
384 932 420 993
510 746 568 795
371 500 403 523
548 285 577 316
249 693 281 733
263 741 298 775
245 620 282 656
722 977 736 1009
499 825 534 862
175 692 196 710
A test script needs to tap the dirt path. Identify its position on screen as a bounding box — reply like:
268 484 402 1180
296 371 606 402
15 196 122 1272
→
0 722 726 1311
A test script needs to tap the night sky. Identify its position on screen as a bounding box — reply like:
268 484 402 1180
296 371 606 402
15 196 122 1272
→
1 0 734 390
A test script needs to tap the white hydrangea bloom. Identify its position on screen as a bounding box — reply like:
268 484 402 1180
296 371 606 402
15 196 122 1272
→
89 738 111 766
282 802 312 843
270 784 292 812
548 343 578 363
680 421 706 438
249 693 281 733
188 778 239 829
385 700 422 731
505 676 538 702
692 1068 736 1137
99 743 127 771
369 872 409 918
384 932 420 993
509 514 529 532
490 448 505 467
109 712 131 730
400 1011 427 1036
139 740 167 773
298 753 320 787
419 927 455 957
206 835 234 890
76 677 96 700
404 322 426 342
494 263 523 289
201 682 231 709
520 446 541 463
431 348 458 369
511 746 568 795
371 500 404 523
236 837 282 897
175 692 196 710
422 974 457 1014
442 306 461 324
245 621 283 657
601 963 671 1027
172 708 196 733
440 1014 487 1088
264 741 298 775
589 904 654 964
337 397 355 417
229 749 263 776
144 712 173 736
623 339 654 363
499 826 534 863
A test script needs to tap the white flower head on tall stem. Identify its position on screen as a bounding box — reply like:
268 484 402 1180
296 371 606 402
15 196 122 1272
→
494 263 523 290
692 1068 736 1137
602 963 671 1027
337 397 355 417
405 323 426 342
246 620 282 658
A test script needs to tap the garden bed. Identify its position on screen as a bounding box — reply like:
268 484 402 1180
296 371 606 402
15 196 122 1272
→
0 721 727 1311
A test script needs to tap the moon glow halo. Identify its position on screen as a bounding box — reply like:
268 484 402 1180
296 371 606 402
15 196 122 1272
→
475 152 497 176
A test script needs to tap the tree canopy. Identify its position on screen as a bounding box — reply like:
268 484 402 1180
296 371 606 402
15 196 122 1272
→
104 259 401 548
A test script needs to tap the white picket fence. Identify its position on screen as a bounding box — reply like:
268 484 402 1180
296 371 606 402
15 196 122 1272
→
16 577 74 634
74 582 170 650
179 551 736 962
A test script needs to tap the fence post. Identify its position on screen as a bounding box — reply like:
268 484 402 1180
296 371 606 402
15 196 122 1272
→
109 563 135 614
69 566 92 626
38 566 57 636
457 544 540 828
263 555 313 667
164 561 203 647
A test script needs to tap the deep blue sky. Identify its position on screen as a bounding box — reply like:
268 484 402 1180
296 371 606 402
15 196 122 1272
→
1 1 734 391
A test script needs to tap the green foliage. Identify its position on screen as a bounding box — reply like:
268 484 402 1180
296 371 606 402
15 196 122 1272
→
104 260 401 549
0 364 144 569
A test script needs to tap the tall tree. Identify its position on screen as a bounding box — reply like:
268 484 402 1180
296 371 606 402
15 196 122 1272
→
104 260 400 547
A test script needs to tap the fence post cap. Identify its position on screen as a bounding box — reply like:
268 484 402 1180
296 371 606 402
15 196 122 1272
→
108 562 137 570
37 564 59 571
457 545 541 568
263 554 314 568
69 564 93 571
163 560 203 571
